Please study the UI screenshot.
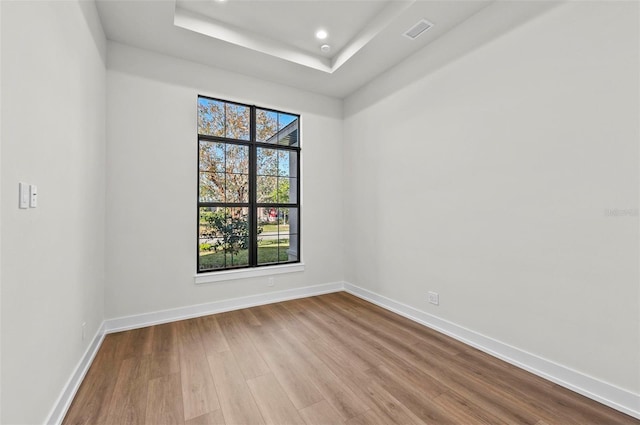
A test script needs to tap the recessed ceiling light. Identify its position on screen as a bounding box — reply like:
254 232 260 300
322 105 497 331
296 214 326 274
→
315 30 328 40
320 44 330 53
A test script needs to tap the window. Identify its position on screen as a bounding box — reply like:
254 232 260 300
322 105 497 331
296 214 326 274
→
197 96 300 272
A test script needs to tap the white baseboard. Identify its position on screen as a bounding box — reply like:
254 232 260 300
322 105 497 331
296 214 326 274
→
45 322 106 425
104 281 344 333
343 282 640 420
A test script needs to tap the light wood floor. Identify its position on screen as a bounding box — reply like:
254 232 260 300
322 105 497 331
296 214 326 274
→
63 292 639 425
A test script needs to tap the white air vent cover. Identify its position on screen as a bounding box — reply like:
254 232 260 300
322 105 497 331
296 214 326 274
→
403 19 434 40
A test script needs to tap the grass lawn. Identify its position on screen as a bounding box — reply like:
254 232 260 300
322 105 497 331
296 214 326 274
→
199 240 290 270
260 224 290 233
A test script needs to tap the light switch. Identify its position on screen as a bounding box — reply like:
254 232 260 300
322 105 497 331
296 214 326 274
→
19 182 29 209
29 185 37 208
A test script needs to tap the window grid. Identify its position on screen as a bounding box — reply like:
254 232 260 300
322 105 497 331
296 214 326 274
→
197 95 300 273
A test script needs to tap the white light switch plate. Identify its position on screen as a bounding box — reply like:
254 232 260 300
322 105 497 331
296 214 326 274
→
29 184 38 208
19 182 29 209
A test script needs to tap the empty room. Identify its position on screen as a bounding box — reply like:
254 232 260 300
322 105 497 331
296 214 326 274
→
1 0 639 424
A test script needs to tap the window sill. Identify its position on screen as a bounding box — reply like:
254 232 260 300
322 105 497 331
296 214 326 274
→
194 263 305 285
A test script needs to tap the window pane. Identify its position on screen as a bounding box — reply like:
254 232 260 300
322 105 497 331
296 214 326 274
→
257 207 277 227
198 98 224 137
278 179 290 204
277 150 297 177
225 144 249 174
257 242 278 264
257 207 297 264
257 176 278 203
198 207 250 271
277 235 291 262
284 178 297 203
229 238 249 267
225 103 250 140
199 206 224 271
199 141 225 172
257 148 296 177
285 248 298 262
257 147 278 176
283 207 299 263
256 110 298 145
199 172 224 203
226 207 250 234
199 236 221 271
225 174 249 203
278 208 298 236
256 109 278 143
278 113 298 146
257 207 275 264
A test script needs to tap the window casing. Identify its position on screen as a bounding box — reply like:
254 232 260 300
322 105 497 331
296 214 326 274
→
197 96 300 273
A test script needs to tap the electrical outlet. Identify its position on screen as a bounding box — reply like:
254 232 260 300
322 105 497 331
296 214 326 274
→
267 277 275 287
82 322 86 340
428 291 439 305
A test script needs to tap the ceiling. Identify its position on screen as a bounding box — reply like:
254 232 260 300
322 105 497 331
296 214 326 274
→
96 0 493 98
176 0 391 58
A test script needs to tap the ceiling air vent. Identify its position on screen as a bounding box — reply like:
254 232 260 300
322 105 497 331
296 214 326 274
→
403 19 434 40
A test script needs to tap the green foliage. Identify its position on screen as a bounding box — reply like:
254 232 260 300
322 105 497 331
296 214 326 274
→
269 179 290 203
199 242 214 252
200 208 264 258
200 209 250 256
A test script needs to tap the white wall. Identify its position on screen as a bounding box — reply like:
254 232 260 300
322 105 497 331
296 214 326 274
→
0 1 3 420
105 43 343 319
344 0 639 396
0 1 106 423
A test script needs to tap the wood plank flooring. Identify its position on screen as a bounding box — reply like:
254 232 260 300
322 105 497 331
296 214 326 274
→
63 292 639 425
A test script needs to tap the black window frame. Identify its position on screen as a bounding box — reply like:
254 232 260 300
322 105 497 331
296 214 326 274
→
197 95 301 273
